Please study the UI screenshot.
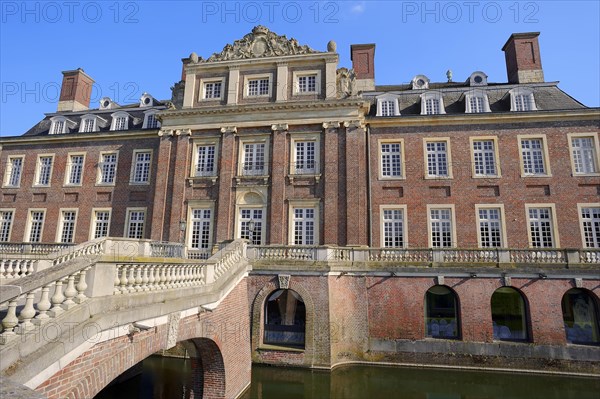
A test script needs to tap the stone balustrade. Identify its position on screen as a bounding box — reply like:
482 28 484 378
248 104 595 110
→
150 241 185 258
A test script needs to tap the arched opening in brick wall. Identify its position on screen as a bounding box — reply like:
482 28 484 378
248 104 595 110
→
425 285 460 339
264 289 306 349
491 287 531 342
180 338 226 399
561 288 600 345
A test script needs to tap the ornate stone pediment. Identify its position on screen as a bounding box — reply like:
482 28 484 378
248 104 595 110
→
197 26 322 63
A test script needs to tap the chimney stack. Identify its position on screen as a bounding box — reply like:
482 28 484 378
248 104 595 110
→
58 68 94 112
502 32 544 84
351 44 376 91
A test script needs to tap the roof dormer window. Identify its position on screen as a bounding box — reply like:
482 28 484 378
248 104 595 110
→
110 111 130 131
465 89 491 113
142 109 161 129
376 94 400 117
509 87 537 112
79 114 97 133
412 75 430 90
49 116 68 134
140 93 155 107
469 71 488 86
420 92 445 115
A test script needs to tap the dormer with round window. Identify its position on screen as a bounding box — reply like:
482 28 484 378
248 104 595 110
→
140 93 156 107
99 97 118 110
412 75 430 90
469 71 488 86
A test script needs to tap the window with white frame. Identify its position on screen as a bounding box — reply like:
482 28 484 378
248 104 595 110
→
50 117 67 134
142 111 160 129
293 140 317 174
382 208 405 248
528 207 555 248
293 71 320 95
26 210 45 243
376 95 400 117
66 154 84 185
0 210 14 242
194 143 217 177
79 116 96 133
126 209 146 239
520 137 548 176
58 210 77 243
472 139 498 177
203 81 223 99
110 112 129 131
91 209 111 239
131 150 152 184
580 207 600 248
465 90 491 113
34 155 53 186
570 135 599 175
380 142 403 178
239 208 263 245
477 207 503 248
98 152 118 184
421 92 445 115
189 208 212 259
429 207 454 248
425 140 450 178
3 156 23 187
509 88 537 112
241 142 266 176
292 207 316 245
246 76 270 97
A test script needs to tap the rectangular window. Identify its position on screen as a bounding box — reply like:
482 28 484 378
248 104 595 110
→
425 98 441 115
27 210 45 243
0 210 13 242
469 96 485 113
382 209 405 248
381 142 403 178
426 140 449 177
81 118 95 133
204 81 222 99
580 207 600 248
242 143 266 176
52 120 65 134
92 210 111 239
478 208 503 248
293 208 315 245
190 209 212 258
195 144 216 176
35 156 53 186
145 114 159 129
131 151 152 184
297 75 316 93
521 138 547 176
126 209 145 239
294 141 316 174
98 152 117 184
571 136 598 175
528 207 555 248
59 211 77 243
239 208 263 245
429 208 453 248
515 94 532 111
472 140 497 176
247 78 269 96
4 157 23 187
66 155 84 185
114 116 127 131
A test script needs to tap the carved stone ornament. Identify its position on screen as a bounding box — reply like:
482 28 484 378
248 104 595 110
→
198 26 322 63
574 278 583 288
278 274 291 289
436 275 445 286
166 312 181 349
336 67 358 98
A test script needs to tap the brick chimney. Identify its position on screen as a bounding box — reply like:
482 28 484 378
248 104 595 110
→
351 44 376 91
502 32 544 84
57 68 94 112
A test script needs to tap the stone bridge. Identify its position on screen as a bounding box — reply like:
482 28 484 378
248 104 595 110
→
0 239 251 399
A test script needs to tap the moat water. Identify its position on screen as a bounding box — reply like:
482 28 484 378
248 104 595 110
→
95 356 600 399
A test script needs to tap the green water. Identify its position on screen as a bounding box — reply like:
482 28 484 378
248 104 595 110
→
96 356 600 399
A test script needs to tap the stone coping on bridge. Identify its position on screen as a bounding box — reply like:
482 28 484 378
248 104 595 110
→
0 377 45 399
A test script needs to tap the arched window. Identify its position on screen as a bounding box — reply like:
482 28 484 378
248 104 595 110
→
425 285 459 339
264 289 306 348
562 289 600 345
491 287 529 341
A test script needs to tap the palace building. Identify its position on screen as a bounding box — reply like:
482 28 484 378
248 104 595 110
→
1 27 599 372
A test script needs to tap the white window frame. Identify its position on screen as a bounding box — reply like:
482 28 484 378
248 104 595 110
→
79 114 98 133
186 201 215 259
142 109 161 129
49 116 68 134
3 155 24 188
191 140 219 178
199 77 225 101
469 136 501 178
427 205 456 248
97 151 119 186
509 87 537 112
33 154 54 187
420 92 446 115
288 200 320 246
64 152 86 186
378 139 405 180
380 205 408 248
0 208 15 242
56 209 78 244
525 204 560 248
236 206 266 245
243 73 272 98
238 137 270 177
376 94 400 117
475 204 507 248
90 208 112 240
110 111 130 131
465 89 491 113
124 208 147 239
129 149 153 185
290 133 320 176
577 203 600 248
24 209 46 243
292 70 321 95
568 133 600 176
423 138 453 179
517 135 551 177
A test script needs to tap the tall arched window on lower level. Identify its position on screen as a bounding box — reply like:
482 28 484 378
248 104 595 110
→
264 289 306 349
562 289 600 345
491 287 530 341
425 285 459 339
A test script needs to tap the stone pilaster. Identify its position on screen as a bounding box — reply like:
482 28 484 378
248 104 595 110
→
323 122 341 245
215 126 237 243
343 120 368 246
167 129 192 243
269 123 289 244
151 132 174 241
227 67 240 105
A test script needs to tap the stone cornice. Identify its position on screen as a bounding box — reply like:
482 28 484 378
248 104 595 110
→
0 130 159 146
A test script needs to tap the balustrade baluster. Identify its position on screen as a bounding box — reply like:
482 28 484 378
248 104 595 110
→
158 266 167 290
33 284 52 324
148 265 157 290
165 266 174 288
62 274 77 309
114 266 122 295
0 260 5 278
75 268 89 303
1 300 20 339
6 260 14 278
127 265 136 293
16 292 36 333
120 265 129 294
141 266 149 291
134 265 143 292
49 279 66 317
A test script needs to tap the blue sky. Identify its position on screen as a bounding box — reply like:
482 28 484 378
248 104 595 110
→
1 1 599 136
